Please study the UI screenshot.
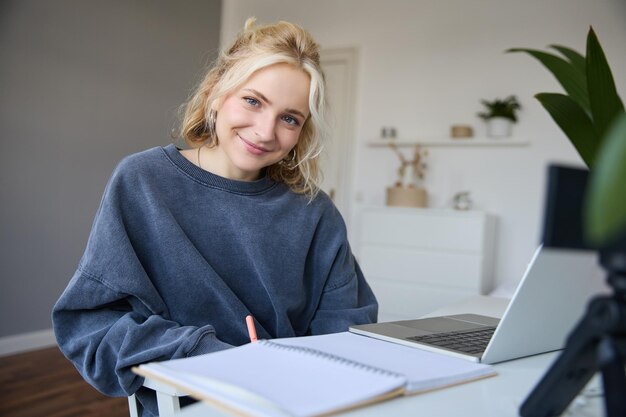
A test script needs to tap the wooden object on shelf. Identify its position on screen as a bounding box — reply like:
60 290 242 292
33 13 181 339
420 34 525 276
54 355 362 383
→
450 125 474 138
386 186 427 208
357 207 496 322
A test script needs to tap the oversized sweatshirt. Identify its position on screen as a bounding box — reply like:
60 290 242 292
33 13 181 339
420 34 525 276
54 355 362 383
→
52 144 378 416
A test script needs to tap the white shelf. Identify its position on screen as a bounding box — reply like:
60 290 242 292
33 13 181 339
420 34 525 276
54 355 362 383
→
367 137 529 147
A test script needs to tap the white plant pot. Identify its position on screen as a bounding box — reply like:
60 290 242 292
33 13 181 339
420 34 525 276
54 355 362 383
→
486 117 513 138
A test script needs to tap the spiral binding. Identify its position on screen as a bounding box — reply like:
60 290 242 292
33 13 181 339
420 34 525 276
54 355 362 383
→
259 340 405 380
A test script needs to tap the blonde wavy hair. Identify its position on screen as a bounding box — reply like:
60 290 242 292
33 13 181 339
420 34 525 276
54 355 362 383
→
179 18 328 198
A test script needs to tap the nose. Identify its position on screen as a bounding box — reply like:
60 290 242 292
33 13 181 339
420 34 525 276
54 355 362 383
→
254 113 276 141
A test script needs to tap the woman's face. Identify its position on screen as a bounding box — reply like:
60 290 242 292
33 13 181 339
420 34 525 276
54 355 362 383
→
211 63 310 181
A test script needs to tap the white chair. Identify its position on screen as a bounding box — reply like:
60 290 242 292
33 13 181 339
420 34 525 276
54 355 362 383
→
128 377 187 417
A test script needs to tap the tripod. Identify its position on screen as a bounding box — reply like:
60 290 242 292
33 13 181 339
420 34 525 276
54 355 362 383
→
520 249 626 417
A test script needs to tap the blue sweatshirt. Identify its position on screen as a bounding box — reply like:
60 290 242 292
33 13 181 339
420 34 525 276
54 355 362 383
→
52 144 377 416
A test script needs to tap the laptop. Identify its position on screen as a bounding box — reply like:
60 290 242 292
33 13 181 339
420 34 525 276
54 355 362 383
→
350 166 609 364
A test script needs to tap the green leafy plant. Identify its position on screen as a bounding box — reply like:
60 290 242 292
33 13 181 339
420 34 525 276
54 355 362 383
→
508 27 626 245
477 95 521 122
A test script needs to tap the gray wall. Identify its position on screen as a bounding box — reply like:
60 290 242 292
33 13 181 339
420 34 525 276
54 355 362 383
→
0 0 222 337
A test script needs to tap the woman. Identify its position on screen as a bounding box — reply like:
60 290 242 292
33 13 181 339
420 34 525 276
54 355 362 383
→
53 18 377 416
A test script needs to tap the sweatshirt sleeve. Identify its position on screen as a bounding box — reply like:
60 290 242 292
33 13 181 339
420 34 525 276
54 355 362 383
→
308 248 378 334
307 200 378 334
52 158 233 405
52 267 232 397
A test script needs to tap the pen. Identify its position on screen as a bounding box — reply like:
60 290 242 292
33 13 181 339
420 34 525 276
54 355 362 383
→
246 315 258 343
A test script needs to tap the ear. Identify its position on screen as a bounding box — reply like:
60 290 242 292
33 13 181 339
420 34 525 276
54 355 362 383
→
210 97 223 112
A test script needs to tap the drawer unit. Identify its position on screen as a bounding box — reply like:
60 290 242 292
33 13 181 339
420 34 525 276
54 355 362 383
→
358 207 496 321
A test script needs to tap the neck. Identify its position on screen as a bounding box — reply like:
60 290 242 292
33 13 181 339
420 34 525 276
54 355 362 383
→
198 145 261 181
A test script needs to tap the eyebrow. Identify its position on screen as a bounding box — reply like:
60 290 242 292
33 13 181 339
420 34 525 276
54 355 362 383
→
243 88 308 120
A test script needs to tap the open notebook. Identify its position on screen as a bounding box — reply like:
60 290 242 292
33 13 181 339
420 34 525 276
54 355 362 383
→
134 332 495 417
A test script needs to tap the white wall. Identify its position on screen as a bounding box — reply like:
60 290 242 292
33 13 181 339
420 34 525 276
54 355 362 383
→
221 0 626 290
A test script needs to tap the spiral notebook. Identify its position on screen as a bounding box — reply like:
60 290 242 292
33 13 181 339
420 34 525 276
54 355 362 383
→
134 332 495 417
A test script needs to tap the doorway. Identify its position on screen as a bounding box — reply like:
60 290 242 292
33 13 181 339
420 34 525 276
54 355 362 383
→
319 48 358 233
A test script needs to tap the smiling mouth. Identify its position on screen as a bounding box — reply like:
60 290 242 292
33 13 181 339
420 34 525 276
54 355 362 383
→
238 134 272 153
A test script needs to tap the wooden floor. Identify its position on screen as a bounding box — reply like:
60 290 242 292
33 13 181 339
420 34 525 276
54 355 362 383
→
0 346 129 417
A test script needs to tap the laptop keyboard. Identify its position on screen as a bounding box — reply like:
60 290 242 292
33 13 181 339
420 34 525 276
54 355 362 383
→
406 327 496 354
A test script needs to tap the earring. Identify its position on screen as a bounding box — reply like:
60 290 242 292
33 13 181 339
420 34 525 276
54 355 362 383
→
207 109 217 139
280 148 298 169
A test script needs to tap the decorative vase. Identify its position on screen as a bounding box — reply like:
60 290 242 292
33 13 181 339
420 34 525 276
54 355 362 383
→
486 117 513 138
452 191 473 211
386 186 427 208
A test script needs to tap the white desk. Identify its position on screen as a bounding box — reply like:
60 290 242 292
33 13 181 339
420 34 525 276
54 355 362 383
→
154 296 603 417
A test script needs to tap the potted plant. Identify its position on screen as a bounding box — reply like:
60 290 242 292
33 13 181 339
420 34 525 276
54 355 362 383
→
508 27 625 246
477 95 521 138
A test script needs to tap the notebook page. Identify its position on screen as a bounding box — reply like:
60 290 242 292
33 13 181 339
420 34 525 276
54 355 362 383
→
139 340 406 417
273 332 495 393
138 363 291 417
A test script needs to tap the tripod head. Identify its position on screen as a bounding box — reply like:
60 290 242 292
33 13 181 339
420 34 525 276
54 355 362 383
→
600 232 626 300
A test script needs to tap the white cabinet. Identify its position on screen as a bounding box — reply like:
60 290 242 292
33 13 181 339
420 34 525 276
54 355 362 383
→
357 207 496 322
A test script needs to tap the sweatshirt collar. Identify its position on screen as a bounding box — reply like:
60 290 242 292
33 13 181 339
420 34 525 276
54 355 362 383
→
162 144 277 194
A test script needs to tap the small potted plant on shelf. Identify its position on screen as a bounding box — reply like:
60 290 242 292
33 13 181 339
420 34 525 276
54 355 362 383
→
477 95 521 138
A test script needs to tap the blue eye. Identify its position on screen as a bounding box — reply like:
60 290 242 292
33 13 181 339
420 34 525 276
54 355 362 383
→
282 115 299 126
244 97 259 106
